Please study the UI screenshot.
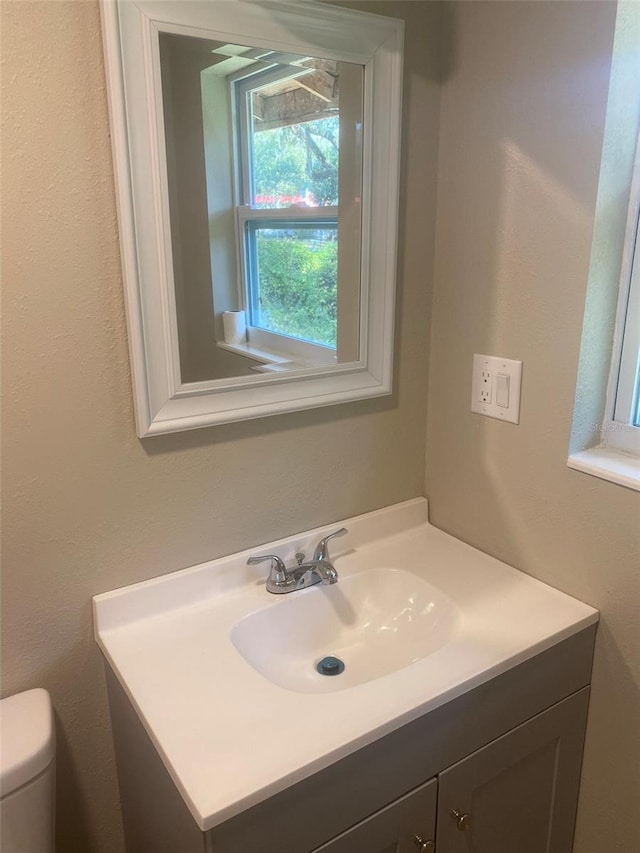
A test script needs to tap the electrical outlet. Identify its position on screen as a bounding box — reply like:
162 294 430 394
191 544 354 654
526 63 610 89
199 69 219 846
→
471 354 522 424
480 370 492 403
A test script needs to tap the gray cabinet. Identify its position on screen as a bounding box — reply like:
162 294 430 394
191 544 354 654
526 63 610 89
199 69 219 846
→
313 779 437 853
436 689 589 853
314 689 589 853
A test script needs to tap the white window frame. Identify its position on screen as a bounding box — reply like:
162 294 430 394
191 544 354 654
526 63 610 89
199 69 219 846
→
231 64 341 362
569 133 640 492
603 134 640 456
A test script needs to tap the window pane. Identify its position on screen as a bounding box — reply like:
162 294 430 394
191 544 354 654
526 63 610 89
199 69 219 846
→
613 208 640 428
250 70 339 209
248 224 337 347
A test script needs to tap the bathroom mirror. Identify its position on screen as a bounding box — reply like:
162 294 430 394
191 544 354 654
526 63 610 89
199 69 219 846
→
101 1 403 435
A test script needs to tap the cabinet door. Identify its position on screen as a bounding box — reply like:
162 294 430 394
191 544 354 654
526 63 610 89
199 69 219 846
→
312 778 437 853
437 687 590 853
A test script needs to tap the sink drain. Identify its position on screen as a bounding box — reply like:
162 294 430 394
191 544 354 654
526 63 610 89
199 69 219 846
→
316 656 345 676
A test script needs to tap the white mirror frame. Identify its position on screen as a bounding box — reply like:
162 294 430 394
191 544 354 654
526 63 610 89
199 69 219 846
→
100 0 403 436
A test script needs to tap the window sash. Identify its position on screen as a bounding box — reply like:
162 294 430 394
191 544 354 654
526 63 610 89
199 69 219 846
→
604 133 640 455
237 208 338 347
232 64 342 357
234 63 329 208
612 220 640 424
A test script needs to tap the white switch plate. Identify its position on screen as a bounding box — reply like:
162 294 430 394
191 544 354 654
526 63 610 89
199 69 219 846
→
471 354 522 424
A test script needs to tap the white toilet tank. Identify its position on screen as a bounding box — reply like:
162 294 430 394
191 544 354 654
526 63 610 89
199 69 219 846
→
1 688 55 853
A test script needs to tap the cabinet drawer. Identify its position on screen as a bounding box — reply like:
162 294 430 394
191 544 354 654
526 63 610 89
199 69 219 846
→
313 778 437 853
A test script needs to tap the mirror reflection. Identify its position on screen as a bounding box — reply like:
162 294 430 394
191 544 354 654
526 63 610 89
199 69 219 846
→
158 34 365 383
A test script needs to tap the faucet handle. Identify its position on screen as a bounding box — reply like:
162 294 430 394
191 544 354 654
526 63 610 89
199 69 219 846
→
247 554 287 586
313 527 348 562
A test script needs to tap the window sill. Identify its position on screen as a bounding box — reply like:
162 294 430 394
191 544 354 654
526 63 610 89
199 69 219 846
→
217 341 291 365
567 447 640 492
217 335 337 370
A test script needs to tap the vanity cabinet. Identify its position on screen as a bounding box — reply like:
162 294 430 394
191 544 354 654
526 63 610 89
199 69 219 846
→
313 689 588 853
105 626 595 853
436 689 587 853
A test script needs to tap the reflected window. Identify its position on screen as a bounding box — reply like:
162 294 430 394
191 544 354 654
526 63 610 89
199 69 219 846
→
234 64 340 350
160 35 364 379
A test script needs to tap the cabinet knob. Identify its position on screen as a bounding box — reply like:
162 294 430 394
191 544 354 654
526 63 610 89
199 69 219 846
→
413 836 435 852
450 808 472 831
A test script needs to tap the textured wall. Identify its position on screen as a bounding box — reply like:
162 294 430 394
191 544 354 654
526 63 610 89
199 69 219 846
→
426 4 640 852
0 1 441 850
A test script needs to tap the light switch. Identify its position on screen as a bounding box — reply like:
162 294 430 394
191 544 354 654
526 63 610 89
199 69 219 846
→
471 354 522 424
496 372 510 408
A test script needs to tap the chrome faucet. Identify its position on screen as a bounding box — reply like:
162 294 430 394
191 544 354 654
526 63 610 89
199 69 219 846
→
248 528 347 594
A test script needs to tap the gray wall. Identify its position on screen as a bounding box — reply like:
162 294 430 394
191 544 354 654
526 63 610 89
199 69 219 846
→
0 1 441 851
3 2 639 853
426 4 640 853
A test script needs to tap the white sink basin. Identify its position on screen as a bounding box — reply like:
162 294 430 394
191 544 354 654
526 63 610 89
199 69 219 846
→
231 567 460 692
93 498 598 832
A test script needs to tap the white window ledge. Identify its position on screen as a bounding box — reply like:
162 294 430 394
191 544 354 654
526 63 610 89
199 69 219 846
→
217 341 291 365
217 335 337 370
568 448 640 492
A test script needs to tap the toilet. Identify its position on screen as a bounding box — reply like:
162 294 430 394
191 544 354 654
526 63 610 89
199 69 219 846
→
1 688 55 853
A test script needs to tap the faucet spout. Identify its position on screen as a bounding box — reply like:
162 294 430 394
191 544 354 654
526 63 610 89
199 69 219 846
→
249 543 343 595
292 558 338 589
312 559 339 585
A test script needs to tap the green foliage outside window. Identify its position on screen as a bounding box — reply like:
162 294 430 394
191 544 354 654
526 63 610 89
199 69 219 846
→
256 232 337 347
249 113 339 348
252 115 339 207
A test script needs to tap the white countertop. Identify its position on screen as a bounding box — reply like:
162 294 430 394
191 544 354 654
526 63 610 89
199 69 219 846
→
93 498 598 832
